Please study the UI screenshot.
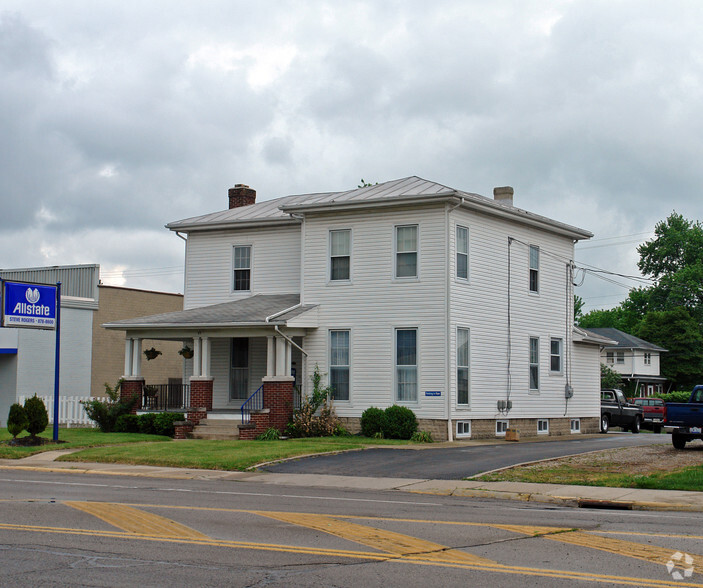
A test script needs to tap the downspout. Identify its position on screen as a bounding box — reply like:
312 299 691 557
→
445 197 464 442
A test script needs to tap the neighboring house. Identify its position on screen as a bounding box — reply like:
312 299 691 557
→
0 265 183 425
105 177 604 440
584 327 668 396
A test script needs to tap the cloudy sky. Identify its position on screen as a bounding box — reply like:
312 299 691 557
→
2 0 702 312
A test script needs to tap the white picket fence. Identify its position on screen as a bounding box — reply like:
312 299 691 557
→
18 395 95 427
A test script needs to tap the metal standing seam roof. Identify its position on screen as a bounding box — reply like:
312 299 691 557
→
582 328 668 352
166 176 592 239
102 294 315 330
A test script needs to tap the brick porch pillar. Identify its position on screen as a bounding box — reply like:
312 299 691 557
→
189 377 213 411
262 376 295 432
120 377 144 414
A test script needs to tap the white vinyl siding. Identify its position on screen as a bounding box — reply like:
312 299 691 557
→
457 327 469 406
395 225 418 278
456 225 469 280
329 330 350 401
396 328 418 402
329 229 351 282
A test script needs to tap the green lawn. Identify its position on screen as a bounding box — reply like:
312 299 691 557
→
59 436 411 471
0 428 171 459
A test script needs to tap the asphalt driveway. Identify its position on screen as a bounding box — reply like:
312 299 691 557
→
262 432 669 479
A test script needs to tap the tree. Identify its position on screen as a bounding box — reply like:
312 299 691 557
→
600 363 622 389
23 395 48 439
574 295 585 324
7 403 28 439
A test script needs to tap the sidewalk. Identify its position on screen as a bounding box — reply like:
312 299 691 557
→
2 449 703 512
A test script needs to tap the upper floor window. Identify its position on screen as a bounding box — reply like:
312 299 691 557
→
329 330 350 401
456 226 469 280
644 352 651 365
550 338 562 373
396 328 418 402
529 337 540 391
233 246 251 291
330 229 351 281
616 351 624 364
396 225 418 278
529 245 539 293
457 328 470 406
606 351 614 364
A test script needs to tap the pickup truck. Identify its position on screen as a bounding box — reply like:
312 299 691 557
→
664 386 703 449
630 397 665 433
600 389 643 434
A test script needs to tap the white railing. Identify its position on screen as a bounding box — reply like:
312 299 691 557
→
18 395 95 428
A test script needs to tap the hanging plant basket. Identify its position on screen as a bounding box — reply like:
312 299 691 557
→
144 347 162 361
178 345 194 359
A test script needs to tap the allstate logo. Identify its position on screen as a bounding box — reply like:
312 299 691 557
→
25 287 40 304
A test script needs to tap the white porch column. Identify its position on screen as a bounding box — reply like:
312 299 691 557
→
124 338 133 376
266 336 276 377
201 336 210 378
132 338 142 377
285 339 292 378
193 337 202 377
275 336 287 376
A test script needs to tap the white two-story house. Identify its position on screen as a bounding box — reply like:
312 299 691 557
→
106 177 605 440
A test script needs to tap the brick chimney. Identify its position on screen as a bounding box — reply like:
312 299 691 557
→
228 184 256 209
493 186 514 206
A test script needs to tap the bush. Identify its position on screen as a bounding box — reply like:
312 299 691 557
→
114 414 140 433
153 413 183 437
360 407 387 438
7 403 28 438
286 365 340 438
656 390 692 403
82 379 138 433
410 430 433 443
138 413 158 435
24 395 48 438
383 405 418 440
255 427 281 441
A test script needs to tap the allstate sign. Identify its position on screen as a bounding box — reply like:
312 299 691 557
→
2 281 57 329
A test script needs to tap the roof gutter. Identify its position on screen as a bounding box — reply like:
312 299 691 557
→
266 303 308 356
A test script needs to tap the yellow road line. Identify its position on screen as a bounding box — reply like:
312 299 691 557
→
253 510 495 565
65 501 210 540
0 521 698 588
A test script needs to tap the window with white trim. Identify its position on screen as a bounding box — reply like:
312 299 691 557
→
457 328 470 406
456 225 468 280
496 420 509 436
570 418 581 433
329 330 350 401
330 229 351 281
643 352 651 365
396 328 418 402
456 420 471 438
550 338 563 373
616 351 624 364
529 337 540 391
395 225 418 278
233 246 251 291
537 419 549 434
606 351 614 364
529 245 539 293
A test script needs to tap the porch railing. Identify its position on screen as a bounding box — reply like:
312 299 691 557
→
141 384 190 411
240 385 264 425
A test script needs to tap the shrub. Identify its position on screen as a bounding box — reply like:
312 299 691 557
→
114 414 140 433
360 407 387 438
333 424 352 437
7 403 28 438
383 405 418 440
656 390 692 403
24 395 49 438
138 413 158 435
153 413 183 437
410 430 433 443
82 379 137 433
255 427 281 441
287 365 339 438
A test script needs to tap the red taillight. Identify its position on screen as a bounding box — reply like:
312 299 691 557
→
663 405 667 424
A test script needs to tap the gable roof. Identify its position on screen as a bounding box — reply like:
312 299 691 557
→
583 328 668 352
103 294 316 330
166 176 592 240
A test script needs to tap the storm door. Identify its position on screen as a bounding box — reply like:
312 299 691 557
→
230 338 249 401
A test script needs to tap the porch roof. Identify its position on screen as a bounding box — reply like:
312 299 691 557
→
102 294 317 331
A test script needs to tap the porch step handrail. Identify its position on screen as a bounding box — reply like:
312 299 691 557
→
241 385 264 425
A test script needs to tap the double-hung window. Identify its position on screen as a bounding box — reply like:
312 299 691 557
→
644 352 651 365
329 330 350 401
550 338 562 373
396 328 417 402
330 230 351 281
529 245 539 293
616 351 624 364
395 225 418 278
233 246 251 291
529 337 540 391
457 328 470 406
456 226 469 280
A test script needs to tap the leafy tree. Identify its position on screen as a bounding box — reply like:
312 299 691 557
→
600 363 621 389
7 403 28 439
24 395 48 439
574 295 584 324
358 179 377 188
637 212 703 279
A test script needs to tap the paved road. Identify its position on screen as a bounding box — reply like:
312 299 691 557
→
263 432 669 479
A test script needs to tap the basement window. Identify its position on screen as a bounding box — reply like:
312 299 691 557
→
456 420 471 438
570 419 581 434
496 420 509 436
537 419 549 434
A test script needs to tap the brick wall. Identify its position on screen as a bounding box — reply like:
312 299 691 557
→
120 378 144 414
263 379 294 432
190 378 213 411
